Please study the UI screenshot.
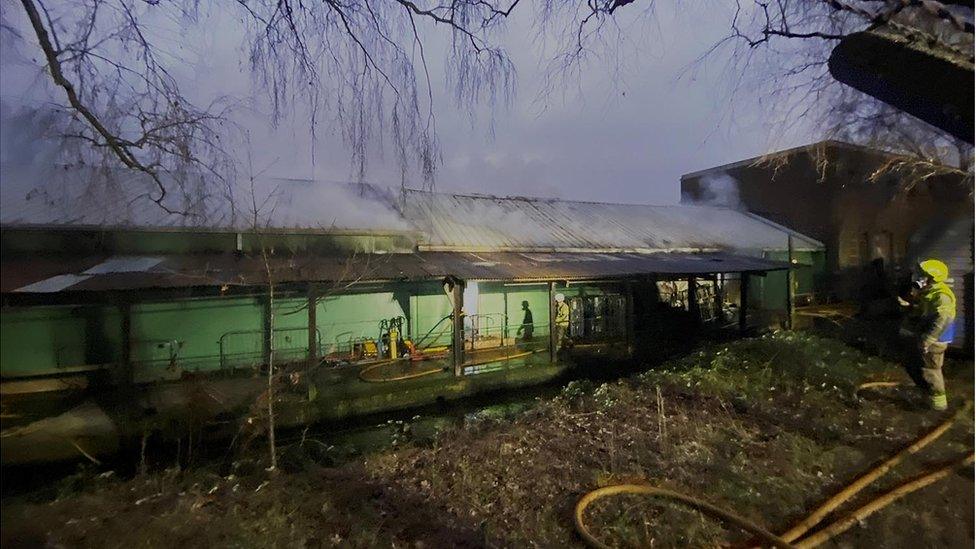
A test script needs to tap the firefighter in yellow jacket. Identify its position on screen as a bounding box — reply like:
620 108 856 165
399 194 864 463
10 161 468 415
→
554 293 570 350
906 259 957 411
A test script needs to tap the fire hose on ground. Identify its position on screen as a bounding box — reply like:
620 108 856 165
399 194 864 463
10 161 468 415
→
358 358 442 383
358 349 543 383
574 394 974 549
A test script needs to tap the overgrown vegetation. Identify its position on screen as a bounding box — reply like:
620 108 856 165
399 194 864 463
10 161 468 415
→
3 332 973 548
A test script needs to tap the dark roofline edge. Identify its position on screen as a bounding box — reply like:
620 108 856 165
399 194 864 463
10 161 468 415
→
404 187 768 210
679 139 903 181
4 267 790 301
417 244 822 253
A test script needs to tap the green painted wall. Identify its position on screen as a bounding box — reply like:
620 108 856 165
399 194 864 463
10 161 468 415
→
1 280 624 380
131 297 264 379
760 250 826 310
474 283 550 338
273 298 312 363
1 306 121 377
319 292 408 354
2 288 426 379
410 292 454 347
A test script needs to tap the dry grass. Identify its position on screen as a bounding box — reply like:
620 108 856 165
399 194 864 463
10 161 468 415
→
3 331 973 548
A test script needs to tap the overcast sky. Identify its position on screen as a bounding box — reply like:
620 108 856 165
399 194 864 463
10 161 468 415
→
0 3 819 206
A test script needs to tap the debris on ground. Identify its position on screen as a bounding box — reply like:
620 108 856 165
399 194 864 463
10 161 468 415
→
2 332 973 548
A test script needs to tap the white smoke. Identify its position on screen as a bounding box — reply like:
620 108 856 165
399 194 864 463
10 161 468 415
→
692 173 742 209
249 178 411 231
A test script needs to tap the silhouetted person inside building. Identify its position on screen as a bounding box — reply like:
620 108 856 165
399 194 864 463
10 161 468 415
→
516 300 534 341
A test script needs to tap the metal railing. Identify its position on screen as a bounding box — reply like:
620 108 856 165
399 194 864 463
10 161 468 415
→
464 313 506 349
218 327 322 370
463 321 550 355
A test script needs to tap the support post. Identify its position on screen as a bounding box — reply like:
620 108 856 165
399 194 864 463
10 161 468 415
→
786 234 795 330
119 301 133 386
503 291 509 343
548 281 557 363
451 279 465 376
307 284 318 367
625 280 635 353
739 273 750 332
687 276 699 322
714 274 725 323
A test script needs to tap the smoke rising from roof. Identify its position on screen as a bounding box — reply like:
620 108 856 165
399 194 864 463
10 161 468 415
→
690 173 743 209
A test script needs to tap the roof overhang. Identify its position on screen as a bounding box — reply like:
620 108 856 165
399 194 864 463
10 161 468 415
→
2 251 789 298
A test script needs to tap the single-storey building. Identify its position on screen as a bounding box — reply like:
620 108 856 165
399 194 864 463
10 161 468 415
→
0 164 823 463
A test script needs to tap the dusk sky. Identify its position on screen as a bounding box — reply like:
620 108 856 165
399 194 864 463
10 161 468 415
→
0 3 820 205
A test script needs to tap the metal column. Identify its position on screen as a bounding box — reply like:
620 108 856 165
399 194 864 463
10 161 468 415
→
548 281 557 363
451 280 465 376
687 276 698 322
786 234 795 329
739 273 750 332
119 301 133 386
503 292 509 342
625 280 635 353
714 274 725 323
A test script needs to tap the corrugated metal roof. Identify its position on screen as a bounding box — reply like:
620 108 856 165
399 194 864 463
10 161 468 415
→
1 164 823 253
4 251 787 295
400 190 822 253
0 164 412 233
82 256 164 274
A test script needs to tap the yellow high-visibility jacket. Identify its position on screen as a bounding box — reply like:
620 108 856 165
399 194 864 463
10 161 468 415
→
917 282 956 345
555 302 570 327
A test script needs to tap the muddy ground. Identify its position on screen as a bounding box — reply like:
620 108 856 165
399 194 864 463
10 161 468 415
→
2 329 973 548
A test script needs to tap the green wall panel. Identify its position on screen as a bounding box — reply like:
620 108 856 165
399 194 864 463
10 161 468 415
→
318 291 408 353
498 285 550 332
0 280 632 380
761 250 826 309
2 308 84 377
409 292 454 348
1 306 122 377
475 287 507 338
131 297 264 376
271 297 311 363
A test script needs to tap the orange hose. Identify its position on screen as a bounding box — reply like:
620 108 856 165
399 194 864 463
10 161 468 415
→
855 381 902 393
359 349 542 382
574 484 792 549
461 349 539 369
779 400 971 543
574 400 973 548
358 358 444 383
794 453 974 549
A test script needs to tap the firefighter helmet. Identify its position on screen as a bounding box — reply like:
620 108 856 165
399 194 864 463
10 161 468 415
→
919 259 949 283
